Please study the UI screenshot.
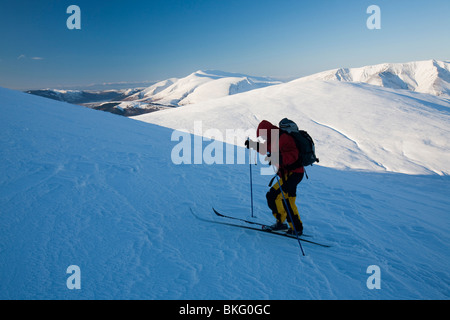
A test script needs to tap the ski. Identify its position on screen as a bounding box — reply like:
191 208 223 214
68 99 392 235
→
190 208 331 248
212 207 312 237
213 207 267 227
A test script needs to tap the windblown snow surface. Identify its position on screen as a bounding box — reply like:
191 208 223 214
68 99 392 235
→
1 81 449 299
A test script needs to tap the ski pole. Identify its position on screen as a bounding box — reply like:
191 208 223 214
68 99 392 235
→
274 174 305 256
248 140 255 218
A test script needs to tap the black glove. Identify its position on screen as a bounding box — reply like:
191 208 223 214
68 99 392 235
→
245 139 259 151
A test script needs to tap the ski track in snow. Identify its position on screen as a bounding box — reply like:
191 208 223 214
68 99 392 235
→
1 87 449 299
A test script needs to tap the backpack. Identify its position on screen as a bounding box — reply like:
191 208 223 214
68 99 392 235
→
279 118 319 169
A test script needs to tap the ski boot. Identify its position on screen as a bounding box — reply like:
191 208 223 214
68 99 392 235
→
263 221 288 232
286 224 303 236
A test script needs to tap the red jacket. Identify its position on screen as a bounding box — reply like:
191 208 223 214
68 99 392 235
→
256 120 304 175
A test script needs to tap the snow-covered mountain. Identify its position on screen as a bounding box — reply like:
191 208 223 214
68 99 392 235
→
97 70 281 116
126 70 282 107
25 88 142 105
25 70 282 116
1 86 449 299
299 59 450 98
134 73 450 176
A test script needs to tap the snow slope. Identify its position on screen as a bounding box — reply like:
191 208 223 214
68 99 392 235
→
298 59 450 98
134 79 450 176
126 70 282 107
130 78 177 100
1 86 449 299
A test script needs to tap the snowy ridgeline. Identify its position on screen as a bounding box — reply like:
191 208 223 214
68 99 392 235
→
25 60 449 117
298 59 450 98
124 70 283 107
25 70 282 116
0 86 449 299
124 59 449 114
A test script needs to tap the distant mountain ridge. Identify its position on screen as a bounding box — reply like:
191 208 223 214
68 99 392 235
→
25 88 142 105
125 70 282 107
25 60 450 117
299 59 450 98
24 70 282 116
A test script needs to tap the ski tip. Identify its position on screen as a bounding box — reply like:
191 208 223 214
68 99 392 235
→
212 207 224 216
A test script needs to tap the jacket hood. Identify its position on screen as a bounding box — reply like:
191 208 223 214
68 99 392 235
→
257 120 279 144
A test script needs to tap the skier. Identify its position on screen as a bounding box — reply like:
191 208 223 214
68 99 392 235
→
245 120 304 235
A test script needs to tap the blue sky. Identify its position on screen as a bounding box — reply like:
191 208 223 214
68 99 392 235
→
0 0 449 90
